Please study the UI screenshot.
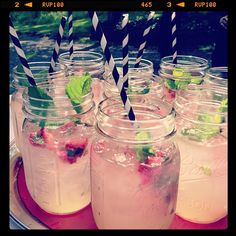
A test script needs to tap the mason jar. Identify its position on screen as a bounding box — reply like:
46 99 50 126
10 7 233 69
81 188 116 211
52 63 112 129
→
21 83 95 214
91 95 180 229
159 55 209 104
174 87 227 223
103 58 160 99
204 67 228 89
58 51 104 107
11 62 67 153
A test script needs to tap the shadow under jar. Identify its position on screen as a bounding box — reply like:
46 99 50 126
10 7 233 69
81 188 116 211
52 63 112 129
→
58 51 104 107
174 87 227 223
103 58 163 99
159 55 209 105
11 62 67 153
91 95 180 229
21 83 95 214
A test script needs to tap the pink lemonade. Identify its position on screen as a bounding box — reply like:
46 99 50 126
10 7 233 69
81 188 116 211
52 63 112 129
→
175 133 227 223
174 89 227 223
91 141 180 229
90 96 180 229
21 124 93 214
21 80 95 214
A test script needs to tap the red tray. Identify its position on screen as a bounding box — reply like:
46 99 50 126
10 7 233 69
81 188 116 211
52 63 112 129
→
16 163 227 230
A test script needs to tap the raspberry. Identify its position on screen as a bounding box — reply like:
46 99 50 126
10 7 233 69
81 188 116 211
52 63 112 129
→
65 137 88 150
138 164 152 185
29 132 45 147
61 137 88 164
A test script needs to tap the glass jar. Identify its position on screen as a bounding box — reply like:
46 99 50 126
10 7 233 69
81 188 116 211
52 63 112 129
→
21 83 95 214
103 58 160 99
11 62 67 153
159 55 209 104
174 87 227 223
91 95 180 229
204 67 228 89
58 51 104 107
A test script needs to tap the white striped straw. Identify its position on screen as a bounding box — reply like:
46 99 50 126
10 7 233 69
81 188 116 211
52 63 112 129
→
171 12 178 64
68 11 74 59
49 16 67 74
88 11 136 121
134 11 155 68
9 17 36 86
122 14 129 89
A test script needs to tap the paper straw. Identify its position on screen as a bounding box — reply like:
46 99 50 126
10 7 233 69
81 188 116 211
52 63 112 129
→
9 17 36 86
134 11 155 68
49 16 67 73
88 11 136 121
171 12 178 64
122 14 129 89
67 11 74 59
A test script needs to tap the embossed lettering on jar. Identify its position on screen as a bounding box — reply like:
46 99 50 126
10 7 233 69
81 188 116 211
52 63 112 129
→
174 87 227 223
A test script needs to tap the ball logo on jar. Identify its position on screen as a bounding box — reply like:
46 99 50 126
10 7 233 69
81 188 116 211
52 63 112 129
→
180 152 227 180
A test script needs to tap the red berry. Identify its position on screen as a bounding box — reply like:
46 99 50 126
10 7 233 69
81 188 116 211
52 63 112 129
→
29 132 45 147
41 128 55 150
138 164 152 185
65 137 88 150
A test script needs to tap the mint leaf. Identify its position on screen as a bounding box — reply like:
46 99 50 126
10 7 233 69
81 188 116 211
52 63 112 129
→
218 98 228 112
165 79 177 90
175 79 190 89
127 87 150 95
191 77 203 85
198 113 224 124
19 80 31 87
135 131 155 163
181 126 220 142
16 64 24 73
66 73 92 114
199 166 212 176
28 87 54 127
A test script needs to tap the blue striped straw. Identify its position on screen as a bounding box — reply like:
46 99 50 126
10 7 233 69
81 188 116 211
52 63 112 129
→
67 11 74 59
171 12 178 64
134 11 155 68
9 17 36 86
88 11 136 121
122 14 129 89
49 16 67 74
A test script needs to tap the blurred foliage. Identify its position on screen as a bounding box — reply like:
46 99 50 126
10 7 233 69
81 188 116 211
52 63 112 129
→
9 11 226 46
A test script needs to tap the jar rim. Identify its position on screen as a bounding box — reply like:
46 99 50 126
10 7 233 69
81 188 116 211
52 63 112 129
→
111 57 153 70
174 100 227 126
58 50 104 64
96 95 176 143
160 55 209 69
13 61 67 77
206 67 228 80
